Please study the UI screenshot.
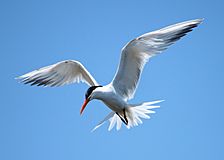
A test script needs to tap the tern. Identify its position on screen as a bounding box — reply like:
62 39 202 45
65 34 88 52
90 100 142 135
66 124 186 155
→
18 19 203 131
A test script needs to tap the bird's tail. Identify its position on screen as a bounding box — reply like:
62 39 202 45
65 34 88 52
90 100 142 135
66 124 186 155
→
91 100 164 132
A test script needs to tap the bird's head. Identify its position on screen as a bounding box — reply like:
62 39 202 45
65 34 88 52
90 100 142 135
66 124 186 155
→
80 85 102 115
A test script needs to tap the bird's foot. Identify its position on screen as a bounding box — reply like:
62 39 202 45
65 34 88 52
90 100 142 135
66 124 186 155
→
116 109 128 126
123 109 128 125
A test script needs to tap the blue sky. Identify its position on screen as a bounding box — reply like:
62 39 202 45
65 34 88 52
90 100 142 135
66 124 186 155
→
1 0 223 160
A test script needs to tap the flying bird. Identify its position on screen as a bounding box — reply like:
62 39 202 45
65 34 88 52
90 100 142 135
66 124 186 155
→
18 19 203 131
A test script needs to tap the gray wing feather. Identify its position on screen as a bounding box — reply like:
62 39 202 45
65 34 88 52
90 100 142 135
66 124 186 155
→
18 60 98 87
112 19 203 100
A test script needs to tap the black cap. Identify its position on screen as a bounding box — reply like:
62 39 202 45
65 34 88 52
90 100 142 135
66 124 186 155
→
85 85 102 99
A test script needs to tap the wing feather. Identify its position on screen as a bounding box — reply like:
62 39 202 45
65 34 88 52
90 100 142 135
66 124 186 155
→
18 60 98 87
112 19 203 100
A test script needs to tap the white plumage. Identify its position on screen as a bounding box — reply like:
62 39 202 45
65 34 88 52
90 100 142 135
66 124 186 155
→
18 19 203 131
19 60 98 87
112 19 203 101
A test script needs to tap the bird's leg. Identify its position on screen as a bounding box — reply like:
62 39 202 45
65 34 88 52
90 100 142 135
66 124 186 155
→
116 112 128 125
123 108 128 125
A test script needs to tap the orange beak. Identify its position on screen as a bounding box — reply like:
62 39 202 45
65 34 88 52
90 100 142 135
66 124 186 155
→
80 98 90 115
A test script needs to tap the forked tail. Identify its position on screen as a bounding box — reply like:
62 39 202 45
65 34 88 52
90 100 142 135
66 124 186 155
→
92 100 164 132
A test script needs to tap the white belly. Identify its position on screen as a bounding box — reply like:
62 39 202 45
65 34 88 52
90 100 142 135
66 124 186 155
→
102 94 126 113
94 85 127 113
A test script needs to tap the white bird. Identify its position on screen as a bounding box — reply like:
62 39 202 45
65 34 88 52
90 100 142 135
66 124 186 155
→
18 19 203 131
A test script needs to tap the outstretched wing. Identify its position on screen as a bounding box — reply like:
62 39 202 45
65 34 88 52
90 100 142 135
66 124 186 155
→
111 19 203 101
18 60 98 87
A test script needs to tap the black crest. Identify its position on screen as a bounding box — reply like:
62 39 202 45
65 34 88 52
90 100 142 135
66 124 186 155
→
85 85 102 99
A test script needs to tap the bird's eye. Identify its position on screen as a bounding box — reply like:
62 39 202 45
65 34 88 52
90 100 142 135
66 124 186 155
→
85 88 92 99
85 85 102 99
85 92 89 99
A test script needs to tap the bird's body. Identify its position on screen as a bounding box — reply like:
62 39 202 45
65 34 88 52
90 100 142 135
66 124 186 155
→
94 84 127 113
18 19 203 131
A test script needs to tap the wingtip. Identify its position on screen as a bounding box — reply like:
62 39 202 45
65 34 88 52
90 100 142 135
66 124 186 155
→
191 18 204 24
14 76 20 80
15 75 23 80
15 75 25 83
181 18 204 26
196 18 204 23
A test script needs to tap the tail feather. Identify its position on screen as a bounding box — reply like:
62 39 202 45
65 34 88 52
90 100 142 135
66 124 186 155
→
92 100 164 132
126 100 163 128
91 112 114 132
108 114 117 131
116 115 122 130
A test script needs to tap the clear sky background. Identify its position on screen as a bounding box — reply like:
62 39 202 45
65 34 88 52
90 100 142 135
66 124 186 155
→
1 0 223 160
